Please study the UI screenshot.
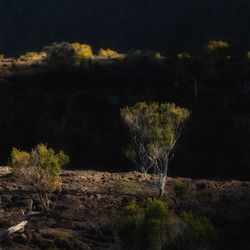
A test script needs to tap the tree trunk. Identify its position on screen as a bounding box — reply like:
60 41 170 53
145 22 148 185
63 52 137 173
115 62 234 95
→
159 159 168 198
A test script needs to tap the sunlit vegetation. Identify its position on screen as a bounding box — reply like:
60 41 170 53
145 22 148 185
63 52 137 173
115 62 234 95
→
70 43 93 61
20 51 45 60
98 48 119 58
205 40 230 58
10 144 69 211
121 102 190 198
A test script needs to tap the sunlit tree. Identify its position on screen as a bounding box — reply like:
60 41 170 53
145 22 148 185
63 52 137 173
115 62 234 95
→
121 102 190 198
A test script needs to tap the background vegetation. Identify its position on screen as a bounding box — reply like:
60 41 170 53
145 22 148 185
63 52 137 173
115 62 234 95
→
0 41 250 180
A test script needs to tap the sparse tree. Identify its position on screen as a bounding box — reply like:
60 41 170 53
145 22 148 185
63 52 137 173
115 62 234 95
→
121 102 189 198
10 144 69 211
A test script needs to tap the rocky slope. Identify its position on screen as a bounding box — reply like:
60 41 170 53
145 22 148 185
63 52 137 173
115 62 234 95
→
0 167 249 249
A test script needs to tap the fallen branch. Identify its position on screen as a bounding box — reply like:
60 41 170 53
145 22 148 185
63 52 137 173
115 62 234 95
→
0 211 41 240
0 220 28 240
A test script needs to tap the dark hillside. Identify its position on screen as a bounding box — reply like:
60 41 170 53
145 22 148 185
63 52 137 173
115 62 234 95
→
0 54 250 180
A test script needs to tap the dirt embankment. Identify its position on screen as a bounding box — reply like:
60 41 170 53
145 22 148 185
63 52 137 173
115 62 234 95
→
0 167 249 249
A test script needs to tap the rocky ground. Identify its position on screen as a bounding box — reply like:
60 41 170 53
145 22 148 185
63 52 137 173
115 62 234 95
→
0 166 249 250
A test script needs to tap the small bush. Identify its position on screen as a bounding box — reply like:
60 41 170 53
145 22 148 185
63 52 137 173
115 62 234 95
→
0 54 4 60
118 199 170 250
118 200 217 250
180 212 217 249
114 180 143 192
10 144 69 211
98 48 119 58
173 181 187 199
44 42 78 69
70 43 93 61
20 51 45 60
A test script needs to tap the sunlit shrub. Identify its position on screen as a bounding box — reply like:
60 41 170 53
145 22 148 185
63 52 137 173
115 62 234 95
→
20 51 45 60
206 40 229 51
98 48 119 58
205 40 230 59
70 43 93 61
0 54 4 60
10 144 69 211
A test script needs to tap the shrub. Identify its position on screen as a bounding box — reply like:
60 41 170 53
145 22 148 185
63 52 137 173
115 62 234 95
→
114 180 143 192
118 200 217 250
10 144 69 211
118 199 170 250
43 42 78 69
20 51 45 60
178 212 217 250
205 40 230 59
0 54 4 60
206 40 229 52
98 48 119 58
70 43 93 61
173 181 187 199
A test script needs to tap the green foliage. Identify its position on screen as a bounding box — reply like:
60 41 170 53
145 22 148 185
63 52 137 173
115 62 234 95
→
121 102 189 167
10 144 69 191
70 43 93 61
20 51 45 60
123 146 136 160
118 200 217 250
119 199 170 250
0 54 4 60
121 102 189 153
173 181 187 199
179 212 217 250
114 180 143 192
44 42 78 69
98 48 119 58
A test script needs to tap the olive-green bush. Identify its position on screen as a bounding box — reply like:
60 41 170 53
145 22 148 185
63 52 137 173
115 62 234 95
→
10 144 69 211
118 199 217 250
